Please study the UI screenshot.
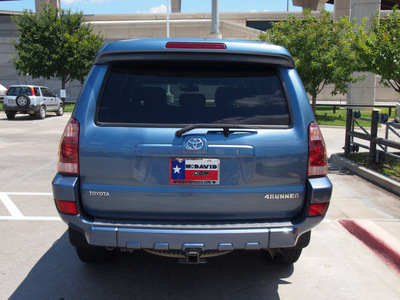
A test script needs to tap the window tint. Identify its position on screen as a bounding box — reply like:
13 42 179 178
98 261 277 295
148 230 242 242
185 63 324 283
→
47 88 54 97
7 86 33 96
98 62 290 126
41 88 53 97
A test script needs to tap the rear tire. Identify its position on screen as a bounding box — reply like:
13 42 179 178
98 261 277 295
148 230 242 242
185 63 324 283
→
264 248 303 264
36 105 46 119
56 104 64 116
6 111 16 120
75 246 116 264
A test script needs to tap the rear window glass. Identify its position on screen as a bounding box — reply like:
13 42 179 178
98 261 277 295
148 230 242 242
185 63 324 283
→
98 62 290 126
7 86 34 96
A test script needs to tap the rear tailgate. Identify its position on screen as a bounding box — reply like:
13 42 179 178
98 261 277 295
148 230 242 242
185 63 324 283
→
77 48 309 222
79 126 307 221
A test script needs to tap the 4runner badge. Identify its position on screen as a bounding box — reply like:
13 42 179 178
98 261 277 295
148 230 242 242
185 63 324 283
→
264 193 300 200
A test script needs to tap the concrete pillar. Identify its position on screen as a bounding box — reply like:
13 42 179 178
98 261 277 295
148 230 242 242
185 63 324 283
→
210 0 222 38
292 0 329 10
350 0 379 26
347 0 380 106
35 0 60 12
334 0 350 19
171 0 181 13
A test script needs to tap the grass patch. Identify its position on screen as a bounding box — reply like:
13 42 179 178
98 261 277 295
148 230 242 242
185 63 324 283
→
346 152 400 181
315 106 392 127
64 103 75 112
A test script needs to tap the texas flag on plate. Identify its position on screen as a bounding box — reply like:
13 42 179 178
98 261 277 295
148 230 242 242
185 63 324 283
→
170 159 186 181
169 158 220 185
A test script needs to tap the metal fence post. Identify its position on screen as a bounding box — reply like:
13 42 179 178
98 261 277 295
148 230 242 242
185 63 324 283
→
344 109 352 156
369 110 379 167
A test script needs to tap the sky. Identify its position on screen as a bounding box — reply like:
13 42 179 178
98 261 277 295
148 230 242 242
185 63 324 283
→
1 0 333 14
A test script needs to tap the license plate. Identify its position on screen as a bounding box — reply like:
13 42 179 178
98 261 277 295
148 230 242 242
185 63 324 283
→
8 99 15 105
169 158 220 185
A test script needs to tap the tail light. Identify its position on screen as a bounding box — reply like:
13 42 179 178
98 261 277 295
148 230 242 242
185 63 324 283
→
58 118 79 174
56 200 79 215
31 87 36 96
5 87 10 95
307 202 329 217
308 121 328 177
307 121 329 217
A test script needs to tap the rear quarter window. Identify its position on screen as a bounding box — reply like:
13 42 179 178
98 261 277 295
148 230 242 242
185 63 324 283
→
7 86 33 96
97 61 290 126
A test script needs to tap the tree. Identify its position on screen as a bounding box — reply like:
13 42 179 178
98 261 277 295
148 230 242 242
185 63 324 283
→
259 10 365 113
11 4 104 93
357 6 400 93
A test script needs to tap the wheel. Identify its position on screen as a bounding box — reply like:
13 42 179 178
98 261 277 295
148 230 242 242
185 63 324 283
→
56 104 64 116
36 105 46 119
5 111 16 120
16 94 30 109
263 248 303 264
75 246 116 264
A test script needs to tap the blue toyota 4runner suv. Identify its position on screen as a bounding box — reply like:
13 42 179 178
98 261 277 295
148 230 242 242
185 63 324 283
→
52 38 332 264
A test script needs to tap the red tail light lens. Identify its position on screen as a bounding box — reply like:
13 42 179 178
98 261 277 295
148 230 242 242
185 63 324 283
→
5 87 10 95
31 87 36 96
56 200 79 215
165 42 227 49
308 121 328 177
307 202 329 217
58 118 79 174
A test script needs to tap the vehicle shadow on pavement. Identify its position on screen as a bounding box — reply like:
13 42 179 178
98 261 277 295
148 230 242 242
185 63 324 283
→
0 115 59 121
328 161 354 176
10 231 294 300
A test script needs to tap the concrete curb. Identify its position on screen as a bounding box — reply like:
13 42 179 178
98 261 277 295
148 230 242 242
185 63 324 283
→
339 219 400 274
330 154 400 197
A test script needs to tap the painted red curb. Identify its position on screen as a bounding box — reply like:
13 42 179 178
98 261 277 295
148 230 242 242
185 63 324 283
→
339 219 400 275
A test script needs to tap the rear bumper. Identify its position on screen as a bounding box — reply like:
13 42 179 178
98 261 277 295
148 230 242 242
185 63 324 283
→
3 104 41 113
53 174 332 250
62 215 324 250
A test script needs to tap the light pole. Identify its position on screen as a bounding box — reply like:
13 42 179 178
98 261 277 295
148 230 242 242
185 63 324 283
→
210 0 221 38
166 0 170 38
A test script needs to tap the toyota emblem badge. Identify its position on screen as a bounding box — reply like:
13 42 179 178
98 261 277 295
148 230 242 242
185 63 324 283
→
185 138 205 151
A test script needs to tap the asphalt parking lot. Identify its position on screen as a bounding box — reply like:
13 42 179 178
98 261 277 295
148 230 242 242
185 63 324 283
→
1 111 400 300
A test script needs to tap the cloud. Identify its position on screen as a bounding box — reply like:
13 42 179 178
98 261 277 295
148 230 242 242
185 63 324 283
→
148 4 167 13
137 4 167 14
249 9 269 12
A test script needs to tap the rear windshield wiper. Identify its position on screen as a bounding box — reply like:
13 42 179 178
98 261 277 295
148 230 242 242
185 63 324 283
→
175 124 231 137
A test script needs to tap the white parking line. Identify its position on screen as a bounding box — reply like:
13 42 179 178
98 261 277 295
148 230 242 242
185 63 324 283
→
4 192 53 196
0 216 61 221
0 192 24 217
0 192 61 221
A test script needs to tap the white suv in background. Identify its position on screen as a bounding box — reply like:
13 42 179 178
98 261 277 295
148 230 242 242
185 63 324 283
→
395 103 400 123
2 85 64 120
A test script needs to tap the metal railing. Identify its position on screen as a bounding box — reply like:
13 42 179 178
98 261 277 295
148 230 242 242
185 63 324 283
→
344 109 400 166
